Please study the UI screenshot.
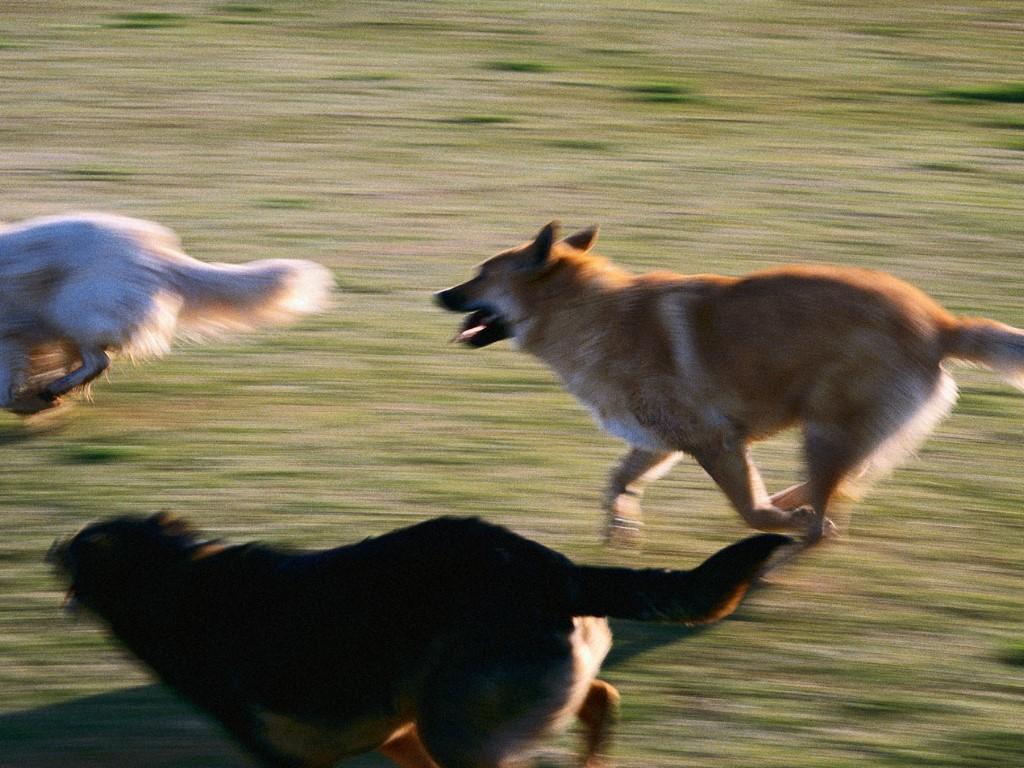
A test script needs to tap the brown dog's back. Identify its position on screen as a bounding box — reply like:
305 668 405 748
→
686 266 954 434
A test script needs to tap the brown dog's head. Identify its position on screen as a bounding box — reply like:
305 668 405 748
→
434 221 599 347
47 512 205 619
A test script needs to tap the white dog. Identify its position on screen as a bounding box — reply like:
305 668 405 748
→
0 212 332 415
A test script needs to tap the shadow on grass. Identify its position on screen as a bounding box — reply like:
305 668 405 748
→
0 685 241 768
604 616 703 668
0 621 695 768
0 411 71 443
0 685 389 768
0 424 47 447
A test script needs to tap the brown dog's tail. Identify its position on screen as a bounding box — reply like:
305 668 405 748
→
569 533 792 625
943 317 1024 391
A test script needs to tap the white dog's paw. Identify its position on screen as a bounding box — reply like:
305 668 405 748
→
7 391 62 416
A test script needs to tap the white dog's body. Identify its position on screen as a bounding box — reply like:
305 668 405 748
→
0 213 332 413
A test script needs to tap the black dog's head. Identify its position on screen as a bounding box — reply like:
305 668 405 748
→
48 512 205 620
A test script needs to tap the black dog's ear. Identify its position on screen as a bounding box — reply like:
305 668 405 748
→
528 221 559 268
561 224 599 253
79 529 114 551
148 510 192 536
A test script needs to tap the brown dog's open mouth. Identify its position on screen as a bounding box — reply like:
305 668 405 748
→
454 310 510 348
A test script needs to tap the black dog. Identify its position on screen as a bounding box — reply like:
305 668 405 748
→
49 513 791 767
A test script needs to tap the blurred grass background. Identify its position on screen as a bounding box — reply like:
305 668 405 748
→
1 1 1023 766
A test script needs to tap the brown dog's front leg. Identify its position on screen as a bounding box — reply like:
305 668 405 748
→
603 448 680 543
693 440 805 533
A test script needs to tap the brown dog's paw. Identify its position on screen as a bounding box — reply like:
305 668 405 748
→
604 516 643 547
603 494 644 546
790 507 839 545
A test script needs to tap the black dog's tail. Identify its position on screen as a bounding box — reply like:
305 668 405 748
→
570 534 793 625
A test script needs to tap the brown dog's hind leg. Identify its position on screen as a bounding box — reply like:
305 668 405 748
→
604 448 681 542
378 724 440 768
801 423 875 544
769 481 811 511
693 439 812 534
577 679 620 767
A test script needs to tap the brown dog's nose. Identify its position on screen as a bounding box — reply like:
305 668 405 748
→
434 288 464 312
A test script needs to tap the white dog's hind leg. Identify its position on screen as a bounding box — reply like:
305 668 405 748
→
1 341 68 415
40 347 110 401
0 340 58 415
0 340 28 409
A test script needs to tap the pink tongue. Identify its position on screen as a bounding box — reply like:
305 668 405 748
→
455 324 487 343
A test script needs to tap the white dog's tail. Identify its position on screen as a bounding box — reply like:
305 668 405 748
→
164 258 333 341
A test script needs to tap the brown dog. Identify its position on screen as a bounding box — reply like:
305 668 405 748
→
436 223 1024 543
49 513 790 768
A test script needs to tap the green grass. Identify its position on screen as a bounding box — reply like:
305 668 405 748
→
627 81 699 103
998 641 1024 668
447 114 517 125
1 1 1024 766
104 12 186 30
59 166 135 182
934 82 1024 103
485 60 556 73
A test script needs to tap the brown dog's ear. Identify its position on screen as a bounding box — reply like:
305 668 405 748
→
561 224 599 253
527 221 559 268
